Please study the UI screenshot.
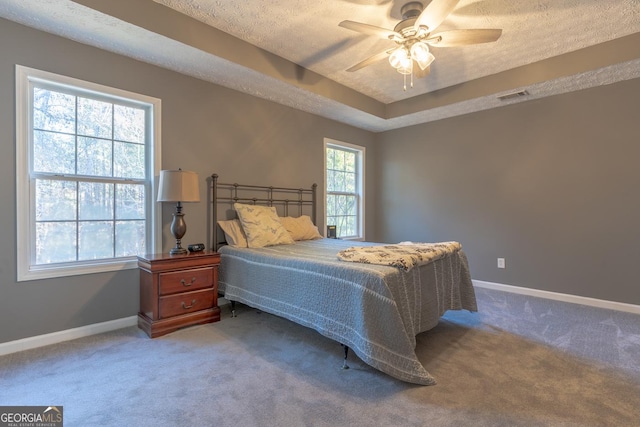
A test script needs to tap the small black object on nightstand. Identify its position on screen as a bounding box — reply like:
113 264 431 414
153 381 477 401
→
188 243 206 252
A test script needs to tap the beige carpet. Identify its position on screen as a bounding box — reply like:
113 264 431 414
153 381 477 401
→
1 287 639 426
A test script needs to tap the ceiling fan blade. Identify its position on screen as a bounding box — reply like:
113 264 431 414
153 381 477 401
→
339 20 401 41
426 29 502 47
415 0 461 32
346 49 392 72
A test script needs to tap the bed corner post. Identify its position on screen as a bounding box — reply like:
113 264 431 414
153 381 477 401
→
312 183 317 226
212 173 219 251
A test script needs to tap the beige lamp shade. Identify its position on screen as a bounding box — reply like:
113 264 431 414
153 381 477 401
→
157 170 201 203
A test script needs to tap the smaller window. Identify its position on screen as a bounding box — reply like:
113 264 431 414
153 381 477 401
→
324 139 365 239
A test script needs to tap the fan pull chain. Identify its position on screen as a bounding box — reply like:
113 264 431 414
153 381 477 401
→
402 70 415 91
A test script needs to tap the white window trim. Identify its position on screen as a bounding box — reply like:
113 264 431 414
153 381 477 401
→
323 138 365 240
15 65 162 281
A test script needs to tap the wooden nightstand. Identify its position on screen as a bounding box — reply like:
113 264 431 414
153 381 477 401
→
137 250 221 338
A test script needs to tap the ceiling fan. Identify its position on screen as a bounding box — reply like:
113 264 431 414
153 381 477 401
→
339 0 502 90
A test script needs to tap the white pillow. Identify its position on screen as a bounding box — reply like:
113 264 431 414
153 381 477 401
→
279 215 322 241
217 219 248 247
234 203 295 248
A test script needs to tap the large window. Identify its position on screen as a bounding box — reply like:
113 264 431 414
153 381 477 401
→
16 65 161 281
324 139 365 239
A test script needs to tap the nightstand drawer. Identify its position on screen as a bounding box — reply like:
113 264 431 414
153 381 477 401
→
159 289 214 319
159 267 213 295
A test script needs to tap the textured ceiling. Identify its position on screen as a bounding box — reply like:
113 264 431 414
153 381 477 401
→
153 0 640 103
1 0 639 132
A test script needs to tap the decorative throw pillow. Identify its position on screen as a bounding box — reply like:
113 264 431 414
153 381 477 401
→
217 219 248 247
233 203 295 248
279 215 322 241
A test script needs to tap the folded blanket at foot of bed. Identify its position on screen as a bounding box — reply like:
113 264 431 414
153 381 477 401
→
337 241 462 272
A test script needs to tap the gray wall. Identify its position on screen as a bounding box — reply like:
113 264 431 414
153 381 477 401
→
3 15 638 345
375 78 640 305
0 18 376 343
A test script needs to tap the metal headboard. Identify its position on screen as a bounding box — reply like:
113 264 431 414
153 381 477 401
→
210 173 317 251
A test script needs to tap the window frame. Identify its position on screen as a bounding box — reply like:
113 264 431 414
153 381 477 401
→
15 65 162 281
323 138 365 240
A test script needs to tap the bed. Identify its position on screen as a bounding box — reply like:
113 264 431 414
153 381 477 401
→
210 174 477 385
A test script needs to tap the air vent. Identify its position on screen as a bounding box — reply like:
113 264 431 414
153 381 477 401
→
497 90 530 101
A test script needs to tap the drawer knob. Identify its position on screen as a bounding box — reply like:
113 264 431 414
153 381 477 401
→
180 277 197 286
182 299 197 309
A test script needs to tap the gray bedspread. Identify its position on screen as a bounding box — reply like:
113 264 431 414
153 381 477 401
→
218 238 477 385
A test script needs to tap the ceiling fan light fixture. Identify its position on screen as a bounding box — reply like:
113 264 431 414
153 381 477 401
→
410 42 435 70
397 61 413 75
389 47 410 69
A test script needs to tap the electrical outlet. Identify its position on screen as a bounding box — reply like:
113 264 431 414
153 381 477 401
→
497 258 506 269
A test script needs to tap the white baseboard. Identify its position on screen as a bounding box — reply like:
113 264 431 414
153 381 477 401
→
0 316 138 357
473 280 640 315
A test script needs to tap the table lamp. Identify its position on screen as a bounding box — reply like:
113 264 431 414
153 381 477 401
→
157 169 200 255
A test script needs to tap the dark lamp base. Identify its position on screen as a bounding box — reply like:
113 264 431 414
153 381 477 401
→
169 203 188 256
169 247 188 255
